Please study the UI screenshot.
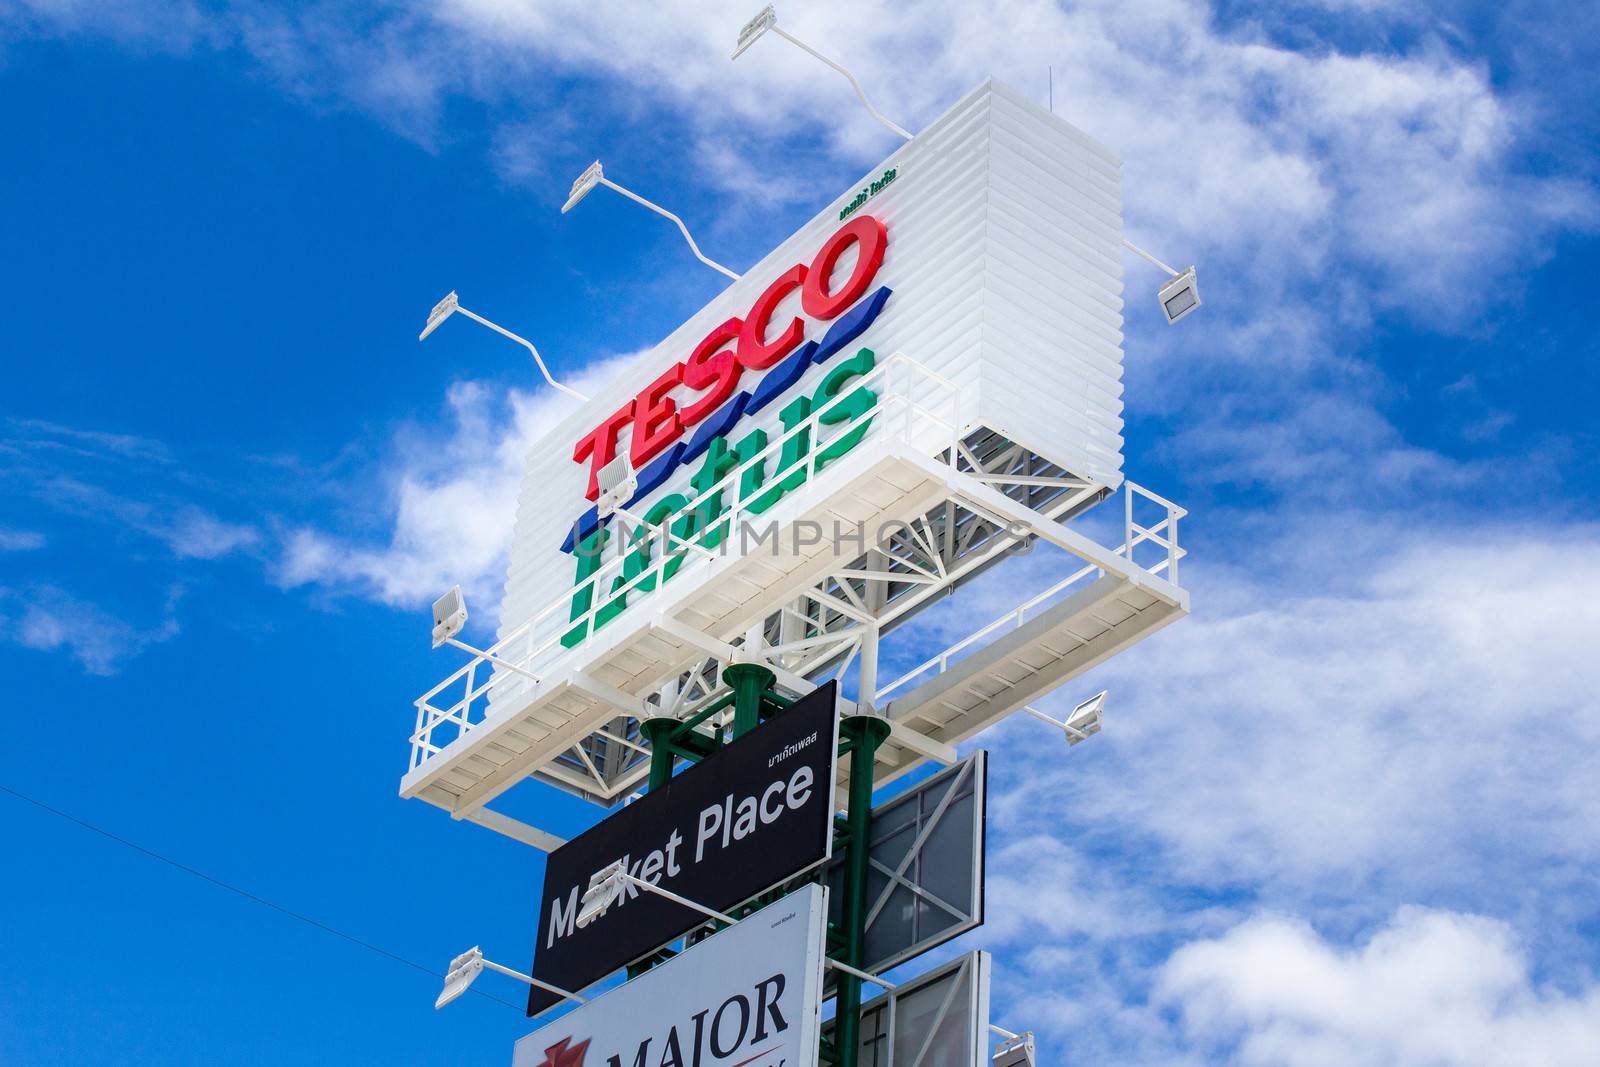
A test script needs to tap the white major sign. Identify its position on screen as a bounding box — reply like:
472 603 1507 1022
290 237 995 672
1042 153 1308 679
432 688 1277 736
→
513 884 828 1067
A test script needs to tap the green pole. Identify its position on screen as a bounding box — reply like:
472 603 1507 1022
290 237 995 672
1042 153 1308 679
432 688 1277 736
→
635 668 777 979
640 717 679 790
835 714 889 1067
722 661 776 740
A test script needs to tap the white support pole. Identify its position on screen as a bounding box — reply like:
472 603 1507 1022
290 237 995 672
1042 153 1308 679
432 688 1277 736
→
744 619 767 659
451 305 591 402
442 637 541 685
620 872 739 926
463 808 568 852
1021 704 1066 729
779 596 803 653
481 958 589 1006
598 178 741 281
827 958 898 990
887 721 958 765
1120 237 1180 278
768 25 913 141
856 624 880 714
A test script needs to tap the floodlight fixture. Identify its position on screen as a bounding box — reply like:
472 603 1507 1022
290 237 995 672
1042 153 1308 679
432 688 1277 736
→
1063 690 1106 746
561 161 741 282
576 858 738 929
1021 690 1106 747
435 945 587 1010
436 946 485 1009
563 160 604 214
730 6 913 142
1121 237 1202 325
993 1032 1036 1067
1158 266 1201 325
419 290 459 341
419 295 590 403
429 585 546 686
577 859 627 929
594 452 638 519
731 5 776 59
431 585 468 649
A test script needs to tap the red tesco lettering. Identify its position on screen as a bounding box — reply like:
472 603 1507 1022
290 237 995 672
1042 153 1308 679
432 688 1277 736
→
573 214 888 500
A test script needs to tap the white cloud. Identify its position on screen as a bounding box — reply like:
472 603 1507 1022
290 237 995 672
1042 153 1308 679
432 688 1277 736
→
10 417 172 464
1 0 213 51
0 528 46 551
1159 907 1600 1067
162 507 261 560
938 520 1600 1063
30 477 259 562
429 0 1592 317
2 420 261 562
13 1 1590 317
0 585 180 675
10 1 1591 541
983 521 1600 900
276 356 632 614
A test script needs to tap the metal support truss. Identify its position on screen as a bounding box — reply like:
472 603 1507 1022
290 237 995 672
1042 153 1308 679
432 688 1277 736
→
404 396 1186 843
487 429 1112 803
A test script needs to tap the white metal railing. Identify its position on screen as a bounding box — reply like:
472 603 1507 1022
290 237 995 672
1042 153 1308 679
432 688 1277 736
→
409 352 963 773
1125 479 1185 584
873 480 1185 703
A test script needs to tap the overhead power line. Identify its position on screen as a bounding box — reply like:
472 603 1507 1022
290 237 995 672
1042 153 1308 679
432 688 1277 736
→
0 783 523 1013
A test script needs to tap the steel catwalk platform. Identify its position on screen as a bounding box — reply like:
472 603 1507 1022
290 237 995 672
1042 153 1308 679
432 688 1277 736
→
401 354 1187 847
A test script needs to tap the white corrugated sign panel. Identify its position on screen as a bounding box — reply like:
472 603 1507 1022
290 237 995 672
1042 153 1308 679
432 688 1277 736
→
497 78 1124 663
512 884 828 1067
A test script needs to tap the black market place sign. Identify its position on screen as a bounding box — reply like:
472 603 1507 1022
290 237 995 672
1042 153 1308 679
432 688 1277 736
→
557 216 896 650
514 886 828 1067
527 681 840 1015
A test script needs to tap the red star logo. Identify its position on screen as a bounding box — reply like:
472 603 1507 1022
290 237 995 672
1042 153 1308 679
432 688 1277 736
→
537 1037 590 1067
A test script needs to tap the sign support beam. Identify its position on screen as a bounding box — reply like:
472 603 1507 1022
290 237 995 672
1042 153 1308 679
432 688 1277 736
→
640 717 678 789
724 661 777 740
624 666 919 1067
836 713 892 1067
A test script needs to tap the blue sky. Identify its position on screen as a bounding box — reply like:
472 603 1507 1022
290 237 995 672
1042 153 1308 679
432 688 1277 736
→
2 2 1598 1065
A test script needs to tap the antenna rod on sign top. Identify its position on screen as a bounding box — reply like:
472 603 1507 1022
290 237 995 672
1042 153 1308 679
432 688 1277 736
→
417 291 590 402
561 161 741 282
731 6 914 142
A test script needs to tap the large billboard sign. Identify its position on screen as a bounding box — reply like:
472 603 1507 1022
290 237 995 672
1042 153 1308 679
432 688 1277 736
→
826 751 985 977
825 950 992 1067
529 682 840 1014
497 79 1129 666
515 884 828 1067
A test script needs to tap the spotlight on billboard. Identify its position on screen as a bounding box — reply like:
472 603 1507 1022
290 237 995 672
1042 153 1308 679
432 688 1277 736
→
436 946 485 1009
993 1033 1036 1067
563 161 605 214
419 290 459 341
576 859 627 928
595 453 638 519
431 586 468 649
1158 267 1201 325
1063 690 1105 746
732 5 777 59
